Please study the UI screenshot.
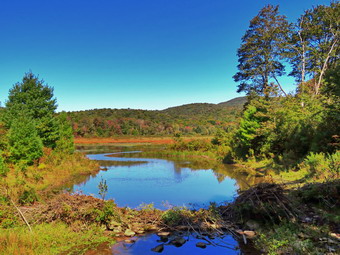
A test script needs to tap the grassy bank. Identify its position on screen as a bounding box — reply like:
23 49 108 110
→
0 149 99 204
0 223 112 255
1 139 338 254
1 181 338 254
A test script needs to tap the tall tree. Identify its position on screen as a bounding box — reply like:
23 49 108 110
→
4 72 59 148
289 2 339 94
233 5 291 96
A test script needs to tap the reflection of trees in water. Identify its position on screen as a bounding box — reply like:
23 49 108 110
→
96 160 148 167
172 160 266 190
76 145 266 192
212 166 266 190
173 164 183 181
76 145 124 154
62 173 95 192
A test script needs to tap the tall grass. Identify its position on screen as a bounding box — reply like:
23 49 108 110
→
0 222 112 255
1 149 99 204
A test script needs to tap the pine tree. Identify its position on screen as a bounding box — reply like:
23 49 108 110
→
5 72 59 148
54 112 75 154
7 116 43 165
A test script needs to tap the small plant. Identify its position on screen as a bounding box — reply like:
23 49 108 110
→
161 209 182 226
161 206 191 226
138 202 155 211
18 187 38 205
98 176 108 200
94 200 117 223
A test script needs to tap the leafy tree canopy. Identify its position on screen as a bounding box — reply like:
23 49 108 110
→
233 5 290 96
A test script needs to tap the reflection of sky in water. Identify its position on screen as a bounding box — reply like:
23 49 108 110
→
73 152 238 209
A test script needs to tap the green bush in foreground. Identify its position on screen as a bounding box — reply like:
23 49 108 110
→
302 151 340 177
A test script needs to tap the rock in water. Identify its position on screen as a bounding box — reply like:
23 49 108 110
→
157 232 171 237
151 244 164 253
170 237 186 247
196 242 207 248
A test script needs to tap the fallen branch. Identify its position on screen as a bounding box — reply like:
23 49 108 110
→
10 199 32 232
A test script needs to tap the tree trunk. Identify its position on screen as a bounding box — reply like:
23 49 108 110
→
315 38 338 95
273 76 287 96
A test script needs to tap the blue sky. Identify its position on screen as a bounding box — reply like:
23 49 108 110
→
0 0 332 111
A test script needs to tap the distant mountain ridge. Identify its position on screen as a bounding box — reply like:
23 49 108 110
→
66 96 247 137
218 96 247 107
162 97 246 115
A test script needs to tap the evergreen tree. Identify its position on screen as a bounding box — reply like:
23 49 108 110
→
7 116 43 165
5 72 59 148
54 112 75 154
234 104 261 157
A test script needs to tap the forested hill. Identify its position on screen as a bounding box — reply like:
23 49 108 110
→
66 97 246 137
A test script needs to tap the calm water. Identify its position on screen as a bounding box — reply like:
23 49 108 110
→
72 145 261 254
111 233 241 255
73 147 243 209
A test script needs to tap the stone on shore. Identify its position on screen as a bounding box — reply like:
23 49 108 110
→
157 232 171 237
243 230 256 238
124 229 136 237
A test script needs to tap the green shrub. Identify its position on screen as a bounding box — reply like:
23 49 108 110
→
303 151 340 177
7 117 43 165
54 112 75 154
328 151 340 175
18 187 38 205
161 207 192 226
161 209 182 226
94 200 117 223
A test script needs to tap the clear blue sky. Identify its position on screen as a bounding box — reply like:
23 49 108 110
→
0 0 332 111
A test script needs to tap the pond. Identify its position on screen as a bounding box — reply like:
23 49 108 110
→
72 145 262 254
72 145 258 209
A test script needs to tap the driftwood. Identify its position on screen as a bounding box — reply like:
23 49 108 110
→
223 183 300 224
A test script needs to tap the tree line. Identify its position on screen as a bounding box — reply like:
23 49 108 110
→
223 1 339 173
65 100 244 137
